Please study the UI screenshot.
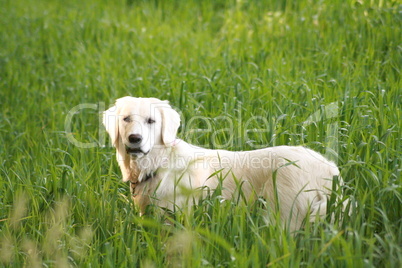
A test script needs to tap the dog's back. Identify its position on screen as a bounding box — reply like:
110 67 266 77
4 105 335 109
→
185 145 340 230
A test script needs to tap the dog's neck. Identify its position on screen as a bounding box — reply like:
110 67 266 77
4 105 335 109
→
129 144 173 183
129 170 155 187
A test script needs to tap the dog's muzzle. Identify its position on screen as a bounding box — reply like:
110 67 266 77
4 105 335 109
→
126 146 149 157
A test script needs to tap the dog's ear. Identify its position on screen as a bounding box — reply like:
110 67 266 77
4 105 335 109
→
103 105 120 147
160 103 181 146
103 98 139 183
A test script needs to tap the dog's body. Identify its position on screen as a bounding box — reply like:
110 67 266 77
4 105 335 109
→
103 97 343 230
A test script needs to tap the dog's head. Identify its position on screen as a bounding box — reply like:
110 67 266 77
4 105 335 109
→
103 97 181 158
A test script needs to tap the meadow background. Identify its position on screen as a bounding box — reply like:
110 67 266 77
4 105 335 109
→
0 0 401 266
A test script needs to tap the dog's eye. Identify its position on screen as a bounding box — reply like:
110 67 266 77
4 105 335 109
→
146 118 155 124
123 116 131 122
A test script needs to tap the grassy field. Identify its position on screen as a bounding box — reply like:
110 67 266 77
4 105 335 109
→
0 0 401 266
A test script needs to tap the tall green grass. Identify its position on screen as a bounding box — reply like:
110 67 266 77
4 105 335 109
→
0 0 401 266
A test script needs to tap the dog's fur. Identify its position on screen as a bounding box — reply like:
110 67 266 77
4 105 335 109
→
103 96 343 230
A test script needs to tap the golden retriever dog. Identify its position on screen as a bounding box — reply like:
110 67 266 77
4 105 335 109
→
103 96 344 230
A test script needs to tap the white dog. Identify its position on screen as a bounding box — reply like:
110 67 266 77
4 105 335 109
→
103 96 343 230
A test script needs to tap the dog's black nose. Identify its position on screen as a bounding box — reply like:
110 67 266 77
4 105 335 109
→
128 134 142 144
